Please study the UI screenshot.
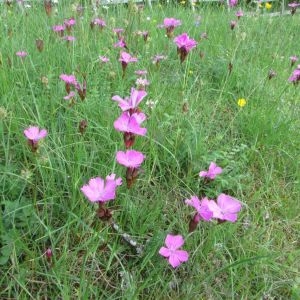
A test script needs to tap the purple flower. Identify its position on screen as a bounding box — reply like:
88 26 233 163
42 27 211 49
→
59 74 77 85
207 194 242 222
288 1 300 14
114 39 127 49
91 18 106 29
159 234 189 268
64 18 76 31
114 111 147 136
119 51 138 64
152 55 167 65
229 0 238 7
116 150 145 168
162 18 181 37
185 196 213 221
24 126 47 143
288 66 300 84
112 88 147 112
199 162 223 180
64 36 76 42
99 56 109 63
236 10 244 19
113 28 124 39
174 33 197 63
81 174 122 203
135 70 147 76
52 25 65 36
16 51 27 58
63 91 76 100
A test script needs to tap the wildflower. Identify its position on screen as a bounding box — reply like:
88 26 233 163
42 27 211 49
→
90 18 106 30
116 150 145 188
114 39 127 49
146 99 157 109
173 33 197 63
99 56 109 63
64 36 76 42
135 70 147 76
63 91 76 103
113 28 124 39
265 2 272 9
152 54 167 65
290 55 298 67
75 77 87 101
200 32 208 40
236 10 244 19
230 20 237 30
288 65 300 84
116 150 145 168
64 18 76 32
199 162 223 180
114 111 147 136
185 196 213 221
52 25 65 37
35 39 44 52
119 52 138 77
161 18 181 38
136 30 149 42
288 2 300 15
16 51 27 58
237 98 247 107
24 126 47 152
159 234 189 268
81 174 122 203
59 74 77 93
136 78 150 90
112 87 147 112
45 248 52 259
207 194 242 222
229 0 238 7
114 112 147 148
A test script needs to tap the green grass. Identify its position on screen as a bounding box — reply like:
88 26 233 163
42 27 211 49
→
1 1 300 299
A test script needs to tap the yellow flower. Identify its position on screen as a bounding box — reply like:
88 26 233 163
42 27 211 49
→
188 70 193 75
265 2 272 9
237 98 247 107
180 1 186 4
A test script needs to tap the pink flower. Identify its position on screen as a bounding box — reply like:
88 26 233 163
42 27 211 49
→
16 51 27 57
91 18 106 29
116 150 145 168
81 174 122 203
229 0 238 7
59 74 77 85
185 196 213 221
64 18 76 30
207 194 242 222
289 65 300 84
63 91 76 100
236 10 243 19
99 56 109 63
112 88 147 112
162 18 181 37
52 25 65 36
135 70 147 76
114 111 147 136
152 55 167 65
159 234 189 268
64 36 76 41
173 33 197 63
199 162 223 180
114 39 127 48
119 51 138 64
290 56 298 66
24 126 47 143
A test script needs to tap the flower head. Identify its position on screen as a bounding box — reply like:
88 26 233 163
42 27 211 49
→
81 174 122 203
91 18 106 29
119 51 138 64
59 74 77 85
236 10 244 19
288 66 300 84
24 126 47 143
99 56 109 63
230 20 237 30
207 194 242 222
174 33 197 63
112 88 147 112
185 196 213 221
290 56 298 66
237 98 247 107
152 55 167 65
229 0 238 7
16 51 27 57
199 162 223 180
265 2 272 9
114 111 147 136
116 150 145 168
52 25 65 33
159 234 189 268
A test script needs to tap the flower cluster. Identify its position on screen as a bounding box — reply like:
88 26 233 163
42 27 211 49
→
59 73 87 102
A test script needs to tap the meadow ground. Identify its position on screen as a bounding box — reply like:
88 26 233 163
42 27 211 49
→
0 1 300 299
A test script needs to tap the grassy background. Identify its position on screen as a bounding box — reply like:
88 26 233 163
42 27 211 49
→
1 1 299 299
